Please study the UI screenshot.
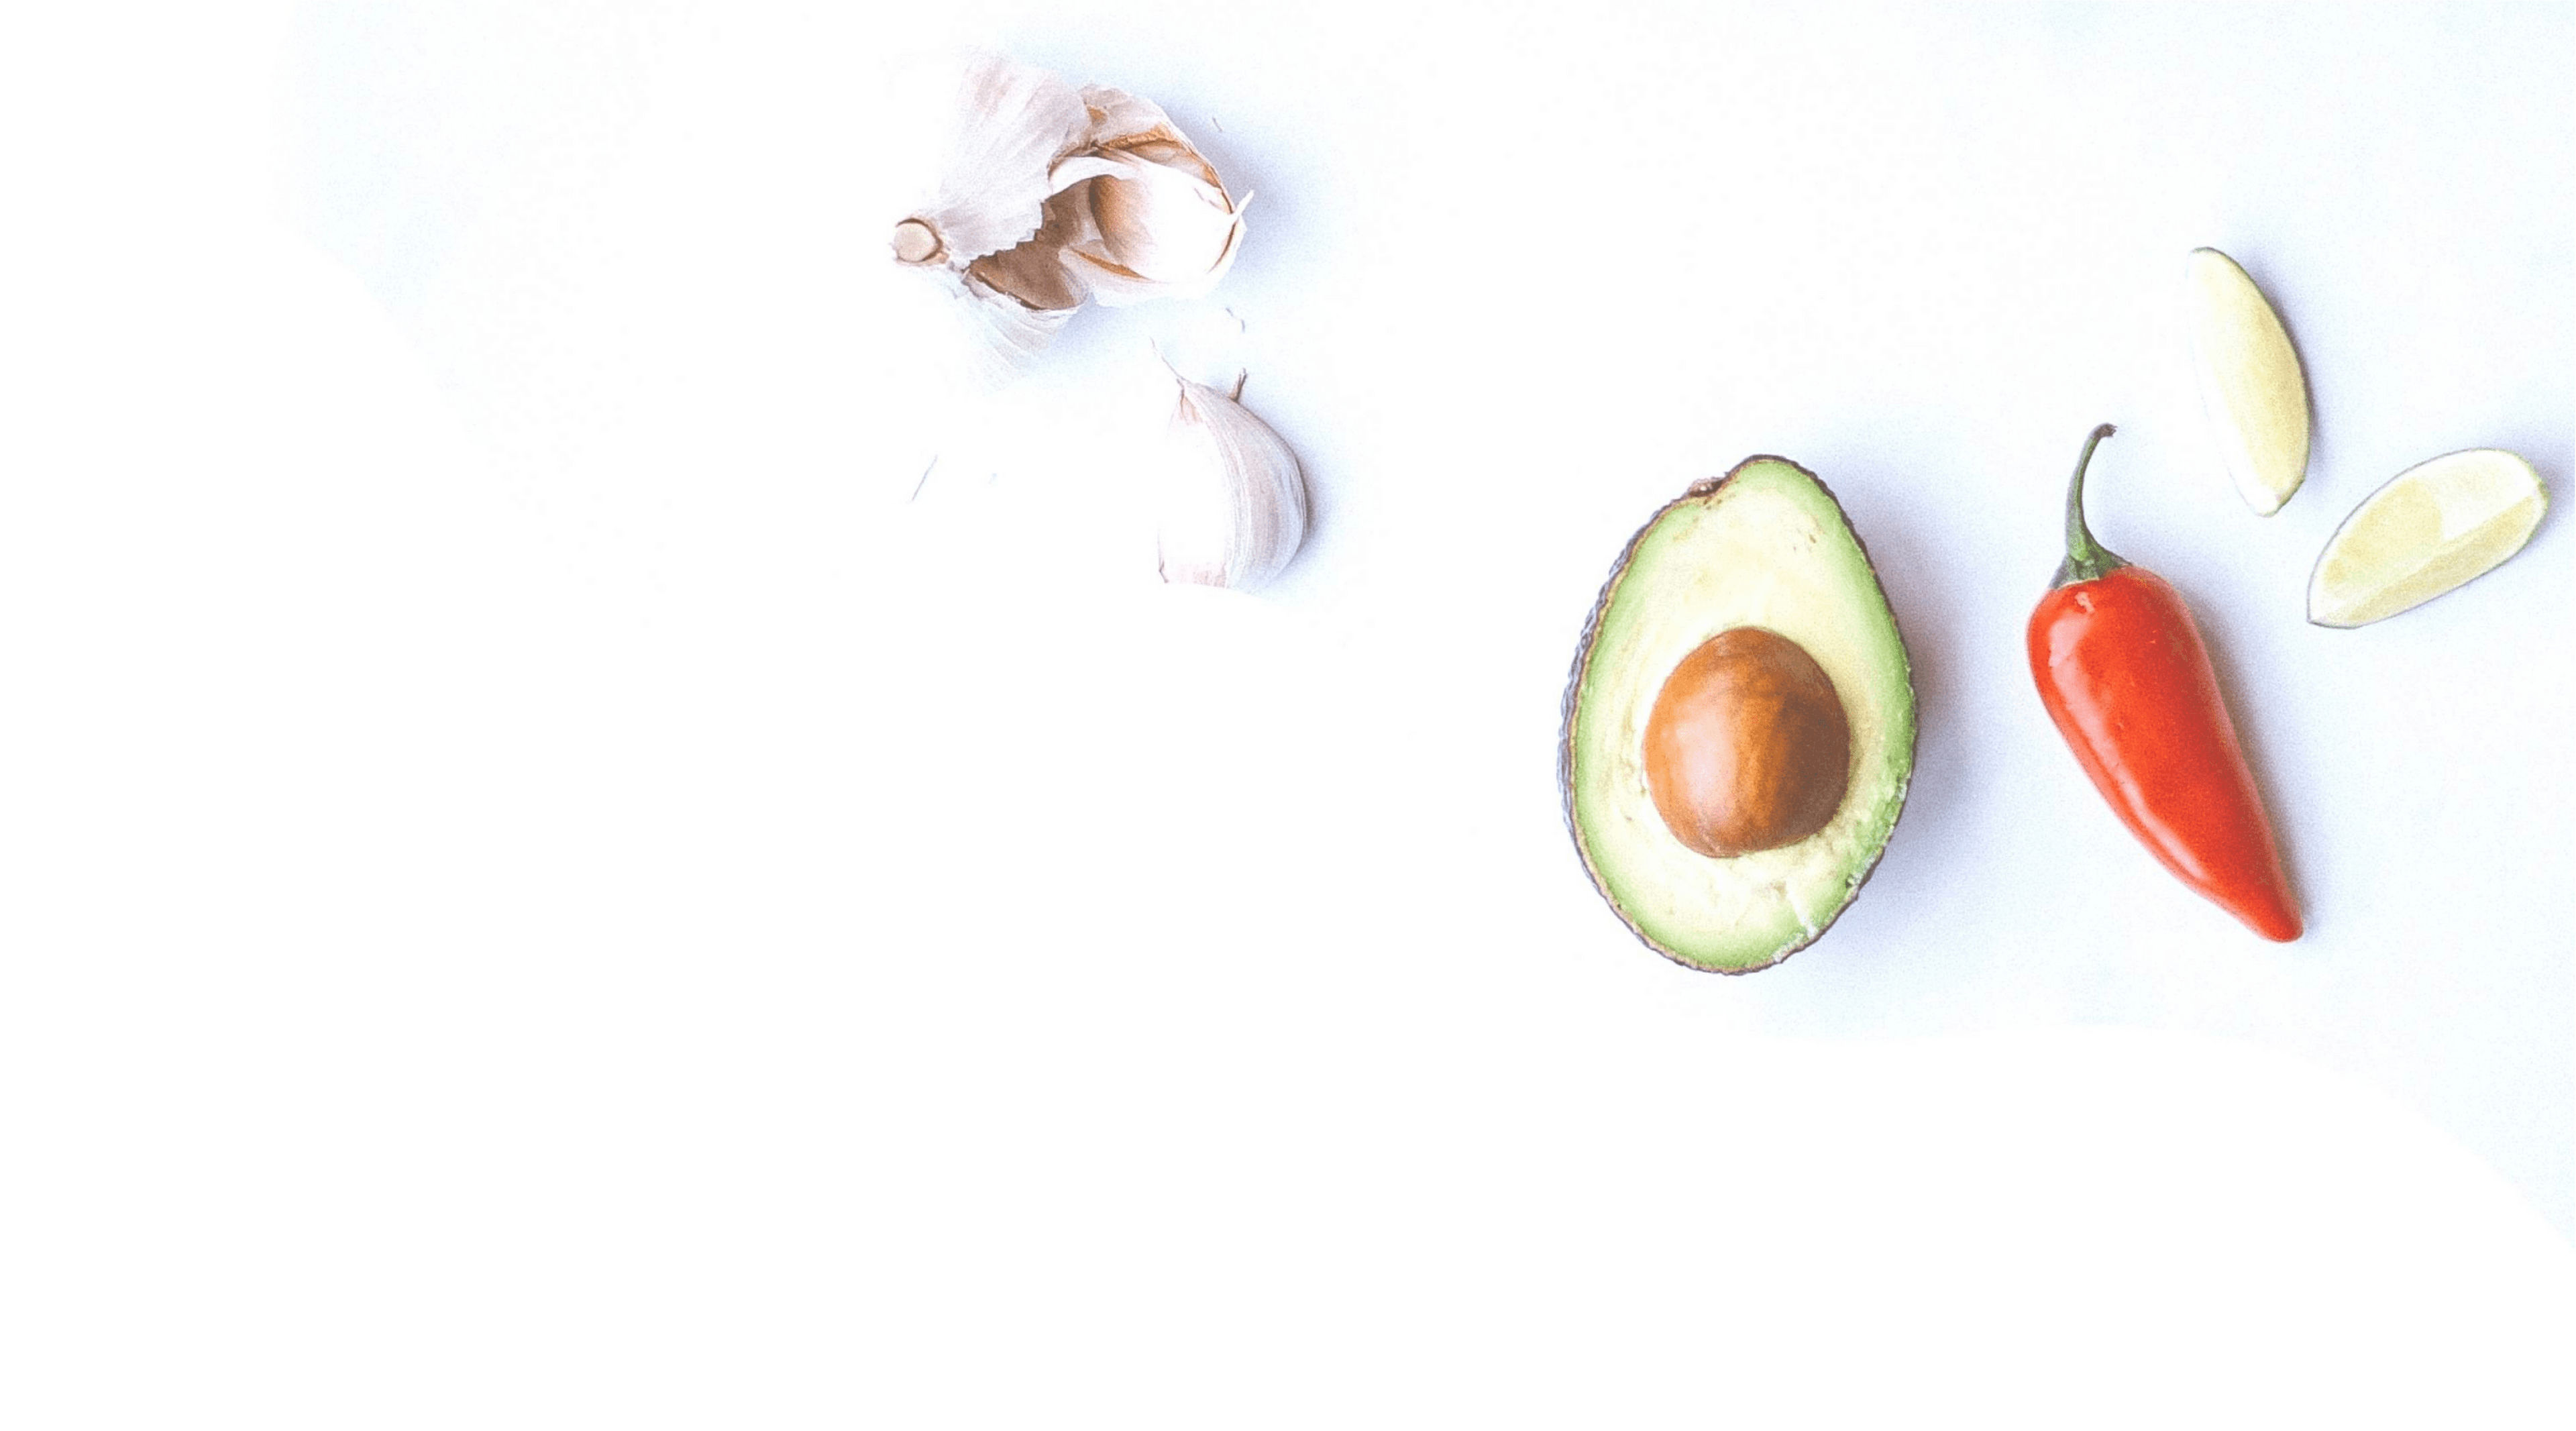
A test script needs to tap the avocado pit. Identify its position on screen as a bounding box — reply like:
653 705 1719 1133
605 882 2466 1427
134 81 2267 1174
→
1642 626 1851 858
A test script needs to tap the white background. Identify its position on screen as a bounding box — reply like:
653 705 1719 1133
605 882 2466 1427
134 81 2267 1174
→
4 2 2571 1425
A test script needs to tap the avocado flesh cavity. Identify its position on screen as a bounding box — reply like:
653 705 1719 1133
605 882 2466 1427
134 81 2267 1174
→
1562 458 1917 973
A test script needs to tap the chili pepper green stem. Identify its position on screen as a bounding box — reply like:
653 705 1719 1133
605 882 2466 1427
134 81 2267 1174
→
2053 423 2130 589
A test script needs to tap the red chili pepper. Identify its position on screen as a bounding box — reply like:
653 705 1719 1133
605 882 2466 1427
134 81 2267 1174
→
2027 425 2301 942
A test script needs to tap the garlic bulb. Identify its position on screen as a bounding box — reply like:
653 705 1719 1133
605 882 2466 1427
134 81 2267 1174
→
884 58 1252 376
1049 87 1247 307
1157 373 1307 590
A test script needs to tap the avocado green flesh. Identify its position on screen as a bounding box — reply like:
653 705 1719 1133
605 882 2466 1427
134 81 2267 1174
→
1564 458 1916 973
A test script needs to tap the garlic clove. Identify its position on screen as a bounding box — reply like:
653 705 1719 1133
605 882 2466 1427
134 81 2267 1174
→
964 187 1093 313
1061 162 1246 307
1157 374 1308 590
890 54 1091 271
1052 88 1246 306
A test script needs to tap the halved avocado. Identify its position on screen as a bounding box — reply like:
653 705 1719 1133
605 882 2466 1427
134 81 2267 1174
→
1560 458 1917 973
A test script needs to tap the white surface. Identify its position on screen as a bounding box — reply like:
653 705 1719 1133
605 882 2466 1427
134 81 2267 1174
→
3 2 2571 1424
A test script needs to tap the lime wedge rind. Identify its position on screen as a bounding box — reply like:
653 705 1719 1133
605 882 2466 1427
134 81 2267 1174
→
2308 449 2548 629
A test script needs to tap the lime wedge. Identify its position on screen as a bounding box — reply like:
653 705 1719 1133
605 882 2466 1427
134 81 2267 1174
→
2308 449 2548 628
2184 248 2310 515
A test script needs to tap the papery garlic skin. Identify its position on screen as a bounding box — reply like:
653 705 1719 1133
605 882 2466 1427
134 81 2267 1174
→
1157 376 1308 590
948 272 1077 379
884 54 1093 378
890 54 1089 271
1051 87 1246 307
